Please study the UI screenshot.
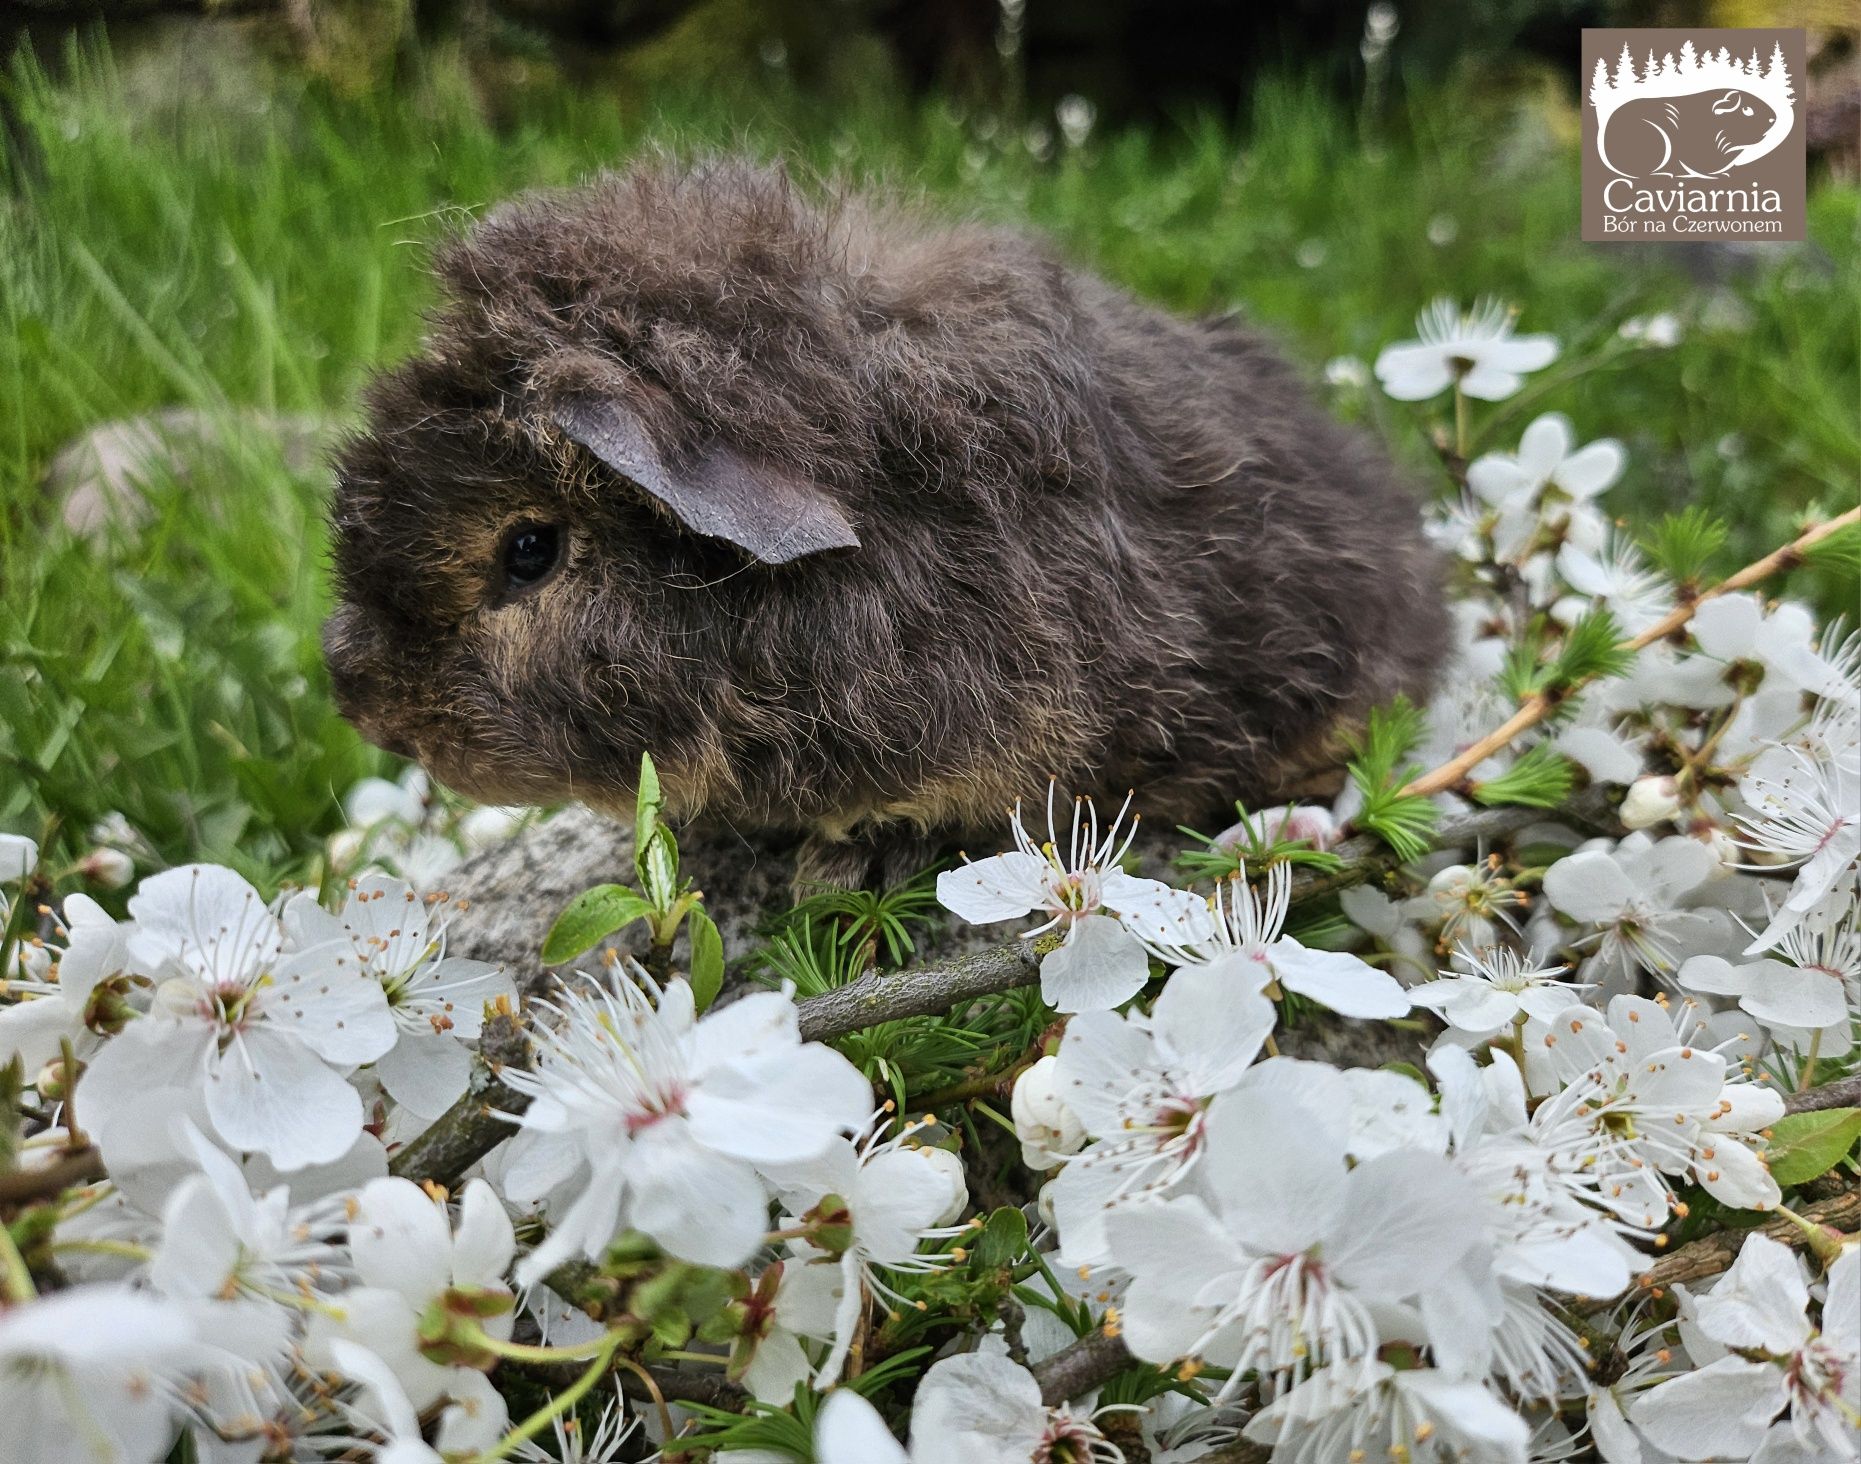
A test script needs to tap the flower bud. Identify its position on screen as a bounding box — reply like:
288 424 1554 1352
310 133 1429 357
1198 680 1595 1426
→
1620 775 1682 830
0 833 38 883
1011 1055 1085 1170
1426 864 1474 901
83 976 136 1037
76 847 134 890
802 1194 855 1257
911 1144 969 1226
326 827 366 871
34 1055 74 1102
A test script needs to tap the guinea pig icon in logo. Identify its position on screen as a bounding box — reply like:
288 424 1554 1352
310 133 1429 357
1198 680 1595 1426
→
1590 39 1795 180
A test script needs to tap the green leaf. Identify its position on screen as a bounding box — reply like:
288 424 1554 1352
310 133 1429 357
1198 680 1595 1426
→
634 750 663 853
687 906 725 1012
1765 1107 1861 1187
640 827 680 910
541 883 653 965
975 1206 1029 1270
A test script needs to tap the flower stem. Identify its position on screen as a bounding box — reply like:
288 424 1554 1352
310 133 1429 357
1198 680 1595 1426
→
49 1239 151 1263
468 1323 626 1366
1796 1027 1822 1093
469 1329 623 1464
614 1352 676 1442
1454 384 1470 461
1507 1013 1529 1072
0 1222 37 1302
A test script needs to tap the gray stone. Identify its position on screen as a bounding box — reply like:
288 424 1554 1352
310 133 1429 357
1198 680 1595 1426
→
48 407 331 538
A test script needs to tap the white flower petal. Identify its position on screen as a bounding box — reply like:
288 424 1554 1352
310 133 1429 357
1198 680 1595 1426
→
375 1031 474 1120
1040 913 1150 1013
817 1389 909 1464
451 1179 516 1290
626 1136 768 1268
1199 1089 1343 1254
1629 1356 1782 1460
204 1026 364 1170
1270 941 1410 1018
936 853 1047 924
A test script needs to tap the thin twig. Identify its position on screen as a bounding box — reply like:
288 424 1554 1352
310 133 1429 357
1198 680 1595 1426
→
1400 507 1859 799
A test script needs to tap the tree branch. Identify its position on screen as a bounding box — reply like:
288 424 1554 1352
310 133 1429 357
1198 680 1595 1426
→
1785 1073 1861 1114
1032 1327 1135 1407
1400 506 1860 799
1625 1181 1859 1296
386 1009 532 1185
797 793 1611 1045
797 941 1042 1043
0 1145 106 1208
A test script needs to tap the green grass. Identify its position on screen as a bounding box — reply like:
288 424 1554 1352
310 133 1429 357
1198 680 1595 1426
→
2 39 1856 890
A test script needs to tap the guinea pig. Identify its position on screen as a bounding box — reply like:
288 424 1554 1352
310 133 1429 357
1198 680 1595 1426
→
324 155 1449 889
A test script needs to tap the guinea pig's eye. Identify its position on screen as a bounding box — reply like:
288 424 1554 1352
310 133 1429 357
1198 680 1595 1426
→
1743 106 1754 116
500 522 563 593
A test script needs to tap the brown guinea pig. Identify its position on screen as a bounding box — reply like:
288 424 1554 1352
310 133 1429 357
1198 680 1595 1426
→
324 155 1449 888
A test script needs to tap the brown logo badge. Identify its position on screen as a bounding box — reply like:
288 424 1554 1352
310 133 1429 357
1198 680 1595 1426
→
1581 28 1806 243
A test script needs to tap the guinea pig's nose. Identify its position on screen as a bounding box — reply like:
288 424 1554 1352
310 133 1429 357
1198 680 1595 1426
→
322 604 415 756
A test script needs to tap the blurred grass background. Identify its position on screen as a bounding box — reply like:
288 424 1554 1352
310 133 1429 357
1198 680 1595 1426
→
0 16 1855 891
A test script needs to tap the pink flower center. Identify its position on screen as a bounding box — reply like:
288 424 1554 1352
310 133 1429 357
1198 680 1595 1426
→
625 1084 689 1136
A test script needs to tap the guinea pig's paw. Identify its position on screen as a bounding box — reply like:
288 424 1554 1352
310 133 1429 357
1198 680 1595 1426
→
792 828 950 901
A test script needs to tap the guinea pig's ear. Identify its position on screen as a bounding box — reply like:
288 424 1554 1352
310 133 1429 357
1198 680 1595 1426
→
551 397 860 565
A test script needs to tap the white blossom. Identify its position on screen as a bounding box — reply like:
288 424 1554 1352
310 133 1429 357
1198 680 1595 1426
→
1529 996 1785 1225
1010 1054 1086 1169
1109 1075 1482 1395
287 874 516 1119
938 789 1212 1011
1374 298 1559 402
1733 741 1860 954
816 1348 1121 1464
1630 1236 1858 1461
1469 412 1624 556
1244 1357 1529 1463
309 1176 515 1455
1411 946 1584 1034
1047 962 1276 1266
0 1283 194 1464
1150 863 1409 1019
82 864 396 1170
500 970 869 1278
764 1117 971 1386
1541 834 1728 988
1680 890 1856 1055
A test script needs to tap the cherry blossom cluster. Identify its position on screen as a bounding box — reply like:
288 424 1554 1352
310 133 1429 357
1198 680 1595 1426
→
1 295 1855 1463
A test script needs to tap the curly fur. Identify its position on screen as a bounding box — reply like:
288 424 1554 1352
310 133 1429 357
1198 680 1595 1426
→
325 155 1449 876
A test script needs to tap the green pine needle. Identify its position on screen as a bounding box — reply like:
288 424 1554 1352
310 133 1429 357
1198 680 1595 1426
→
1551 606 1634 688
1469 742 1576 809
1640 506 1729 584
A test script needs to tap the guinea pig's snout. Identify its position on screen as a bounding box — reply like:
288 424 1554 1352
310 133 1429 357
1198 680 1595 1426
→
322 604 417 758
